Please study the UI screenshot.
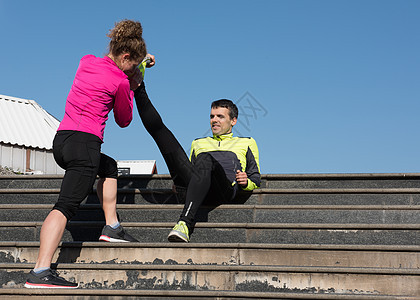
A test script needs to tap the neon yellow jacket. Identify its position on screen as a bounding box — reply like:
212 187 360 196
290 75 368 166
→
189 133 261 191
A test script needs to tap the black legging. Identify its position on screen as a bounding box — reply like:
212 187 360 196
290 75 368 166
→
134 83 236 228
52 130 118 220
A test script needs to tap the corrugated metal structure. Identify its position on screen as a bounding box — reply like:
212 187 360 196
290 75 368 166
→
0 94 64 174
117 160 158 175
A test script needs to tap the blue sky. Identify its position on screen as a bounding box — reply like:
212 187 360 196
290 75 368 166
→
1 0 419 174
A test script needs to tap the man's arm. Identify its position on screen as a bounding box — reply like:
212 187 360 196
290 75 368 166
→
189 141 196 164
242 138 261 191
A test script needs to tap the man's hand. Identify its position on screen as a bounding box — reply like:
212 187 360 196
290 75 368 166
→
236 170 248 187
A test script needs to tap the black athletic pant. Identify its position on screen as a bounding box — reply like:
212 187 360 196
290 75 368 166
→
134 83 236 229
52 130 118 220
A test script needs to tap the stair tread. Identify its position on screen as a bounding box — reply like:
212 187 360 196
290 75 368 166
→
0 288 414 299
2 203 420 209
1 220 419 228
3 187 420 193
1 172 420 179
1 173 419 297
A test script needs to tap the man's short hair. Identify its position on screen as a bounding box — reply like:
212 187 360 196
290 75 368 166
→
211 99 238 120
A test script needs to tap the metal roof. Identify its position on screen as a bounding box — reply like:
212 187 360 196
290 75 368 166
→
0 94 60 150
117 160 158 175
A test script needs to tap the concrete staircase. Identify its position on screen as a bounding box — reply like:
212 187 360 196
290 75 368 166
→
0 173 419 299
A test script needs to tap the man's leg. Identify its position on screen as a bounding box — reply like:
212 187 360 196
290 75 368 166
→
179 154 214 227
134 82 194 188
168 153 235 242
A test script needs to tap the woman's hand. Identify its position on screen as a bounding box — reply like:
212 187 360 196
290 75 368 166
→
145 53 156 68
128 67 143 91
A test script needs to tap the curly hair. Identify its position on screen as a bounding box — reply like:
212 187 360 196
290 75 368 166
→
107 19 147 62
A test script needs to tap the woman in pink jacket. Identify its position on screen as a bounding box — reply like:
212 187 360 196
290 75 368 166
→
25 19 154 289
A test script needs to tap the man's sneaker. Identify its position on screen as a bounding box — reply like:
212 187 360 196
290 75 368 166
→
168 221 190 242
99 225 139 242
24 269 78 289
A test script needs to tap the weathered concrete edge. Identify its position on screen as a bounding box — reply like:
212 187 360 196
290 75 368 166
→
1 241 420 252
2 262 420 275
0 288 413 299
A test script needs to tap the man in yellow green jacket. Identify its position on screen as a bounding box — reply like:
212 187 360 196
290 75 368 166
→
134 83 260 242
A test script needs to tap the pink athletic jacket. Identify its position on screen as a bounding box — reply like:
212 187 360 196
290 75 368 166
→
57 55 133 141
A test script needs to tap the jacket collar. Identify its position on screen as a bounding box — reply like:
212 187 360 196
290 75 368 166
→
213 132 233 141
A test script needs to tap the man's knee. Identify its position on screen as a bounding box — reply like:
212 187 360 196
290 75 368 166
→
194 153 214 168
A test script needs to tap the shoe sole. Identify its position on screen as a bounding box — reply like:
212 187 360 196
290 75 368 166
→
24 282 78 289
99 235 130 243
168 231 189 242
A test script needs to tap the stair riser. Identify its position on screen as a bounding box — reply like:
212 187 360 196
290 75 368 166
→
245 228 420 245
2 193 420 206
0 296 238 300
260 194 420 206
3 177 420 189
254 210 420 224
1 268 419 296
0 193 180 205
1 208 420 224
0 179 64 189
1 247 419 269
1 227 418 245
266 179 420 189
0 178 174 190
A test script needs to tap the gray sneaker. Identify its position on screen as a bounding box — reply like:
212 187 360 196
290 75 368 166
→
25 269 78 289
99 225 138 242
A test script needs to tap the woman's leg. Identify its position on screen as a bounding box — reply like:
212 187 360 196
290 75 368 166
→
134 82 194 187
34 210 67 269
34 131 101 269
97 154 138 242
97 154 119 225
97 177 118 225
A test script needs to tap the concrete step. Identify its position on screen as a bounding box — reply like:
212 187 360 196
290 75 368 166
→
0 189 180 205
1 173 419 298
2 187 420 206
263 173 420 189
1 204 420 224
1 288 417 299
2 173 420 190
0 176 64 189
1 191 420 207
0 175 173 190
1 221 418 244
257 193 420 206
1 242 419 269
1 263 419 297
